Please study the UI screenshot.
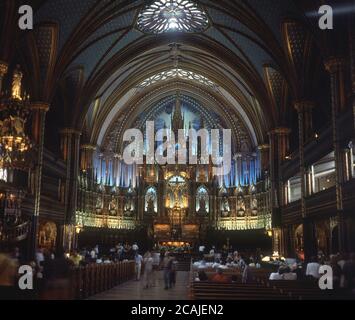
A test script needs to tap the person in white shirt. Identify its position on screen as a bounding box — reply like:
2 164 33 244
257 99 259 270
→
151 251 160 287
282 267 298 280
90 249 96 262
306 257 321 279
143 251 154 288
132 243 139 252
269 266 297 280
135 253 143 281
269 272 283 280
337 254 347 270
36 248 45 267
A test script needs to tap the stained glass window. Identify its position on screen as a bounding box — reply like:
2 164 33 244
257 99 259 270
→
137 0 209 34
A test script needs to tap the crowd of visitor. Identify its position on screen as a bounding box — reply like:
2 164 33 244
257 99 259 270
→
1 242 355 299
192 245 355 294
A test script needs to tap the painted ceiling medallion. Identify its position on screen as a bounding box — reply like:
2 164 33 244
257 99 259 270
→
137 0 209 34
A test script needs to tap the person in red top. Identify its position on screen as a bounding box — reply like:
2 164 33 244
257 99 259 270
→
211 268 230 283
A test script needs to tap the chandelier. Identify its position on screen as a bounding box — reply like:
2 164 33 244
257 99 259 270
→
0 66 32 169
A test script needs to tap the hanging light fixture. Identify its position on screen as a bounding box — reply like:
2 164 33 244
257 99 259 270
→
0 65 32 170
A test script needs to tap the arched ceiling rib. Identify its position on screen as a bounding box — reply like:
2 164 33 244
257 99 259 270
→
27 0 315 150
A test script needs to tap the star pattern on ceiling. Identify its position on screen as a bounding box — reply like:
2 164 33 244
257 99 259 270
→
136 0 210 34
138 68 217 89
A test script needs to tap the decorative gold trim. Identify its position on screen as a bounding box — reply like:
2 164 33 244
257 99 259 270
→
268 127 291 135
258 144 270 150
60 128 82 135
324 57 345 74
0 61 8 77
294 101 314 112
80 144 96 151
31 102 50 112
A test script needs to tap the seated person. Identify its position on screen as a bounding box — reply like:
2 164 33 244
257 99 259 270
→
270 266 297 280
196 271 209 282
269 266 286 280
197 259 207 269
282 266 297 280
211 268 230 283
306 257 321 279
212 258 221 269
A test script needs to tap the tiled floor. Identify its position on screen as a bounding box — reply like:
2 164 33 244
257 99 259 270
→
89 271 191 300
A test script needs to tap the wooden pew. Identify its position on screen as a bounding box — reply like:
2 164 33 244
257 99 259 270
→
269 280 354 300
192 282 288 300
69 261 135 300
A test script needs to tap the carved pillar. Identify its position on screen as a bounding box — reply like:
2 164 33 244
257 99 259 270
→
158 168 165 218
0 61 8 94
137 165 144 221
60 129 81 228
29 102 50 259
268 128 290 229
350 15 355 175
258 144 270 176
80 144 96 172
294 101 317 261
325 57 348 253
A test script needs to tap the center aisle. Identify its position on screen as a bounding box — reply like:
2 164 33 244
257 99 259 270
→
89 271 191 300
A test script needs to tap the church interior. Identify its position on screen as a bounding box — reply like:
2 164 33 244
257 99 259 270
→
0 0 355 301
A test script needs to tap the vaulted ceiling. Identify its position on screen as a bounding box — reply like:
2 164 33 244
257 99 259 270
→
1 0 348 153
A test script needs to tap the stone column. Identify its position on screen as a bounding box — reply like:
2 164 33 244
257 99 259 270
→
0 61 8 94
29 102 50 259
325 57 348 253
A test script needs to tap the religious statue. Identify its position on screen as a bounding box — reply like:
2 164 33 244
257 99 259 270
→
237 195 245 217
12 66 23 100
251 195 258 216
146 195 155 215
237 195 245 210
251 196 257 209
95 196 103 214
221 197 230 217
109 198 117 215
198 197 207 214
124 197 134 215
11 116 26 135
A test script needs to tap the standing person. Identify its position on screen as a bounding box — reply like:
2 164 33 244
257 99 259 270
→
132 242 139 253
90 248 96 263
41 250 73 300
143 251 154 289
305 256 321 280
343 253 355 292
94 245 99 258
134 252 143 281
152 251 161 287
69 251 82 267
162 252 172 290
0 254 19 300
199 244 205 259
36 248 45 267
169 256 178 288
